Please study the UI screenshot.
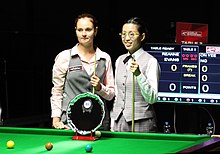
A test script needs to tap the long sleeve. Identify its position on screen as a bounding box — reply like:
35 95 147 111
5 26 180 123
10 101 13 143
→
50 50 70 118
136 57 160 104
96 53 115 101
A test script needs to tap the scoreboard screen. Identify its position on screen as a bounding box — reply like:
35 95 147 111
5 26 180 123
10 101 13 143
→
144 43 220 105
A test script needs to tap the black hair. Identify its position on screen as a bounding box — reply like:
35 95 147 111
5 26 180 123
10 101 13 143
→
125 17 149 43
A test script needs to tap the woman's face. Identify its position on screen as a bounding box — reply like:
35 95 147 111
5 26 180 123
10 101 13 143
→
75 17 97 47
121 23 144 54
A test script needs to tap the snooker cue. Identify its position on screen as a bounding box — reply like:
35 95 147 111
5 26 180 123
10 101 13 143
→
132 57 135 132
92 53 96 94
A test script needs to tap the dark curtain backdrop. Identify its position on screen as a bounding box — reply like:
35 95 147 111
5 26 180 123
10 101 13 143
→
1 0 220 133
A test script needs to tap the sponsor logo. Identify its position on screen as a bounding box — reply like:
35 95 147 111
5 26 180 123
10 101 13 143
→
181 30 202 37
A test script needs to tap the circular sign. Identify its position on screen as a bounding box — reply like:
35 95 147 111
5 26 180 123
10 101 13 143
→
67 92 105 135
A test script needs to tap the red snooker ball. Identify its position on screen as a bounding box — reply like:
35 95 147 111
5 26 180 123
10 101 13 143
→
45 142 53 151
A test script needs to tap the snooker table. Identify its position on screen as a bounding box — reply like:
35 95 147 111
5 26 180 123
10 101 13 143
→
0 127 220 154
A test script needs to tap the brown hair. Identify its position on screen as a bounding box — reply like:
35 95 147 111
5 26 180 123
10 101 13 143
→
74 13 98 29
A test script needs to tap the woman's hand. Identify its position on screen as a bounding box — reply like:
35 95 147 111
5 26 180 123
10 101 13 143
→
130 59 141 76
90 74 101 91
52 117 70 129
